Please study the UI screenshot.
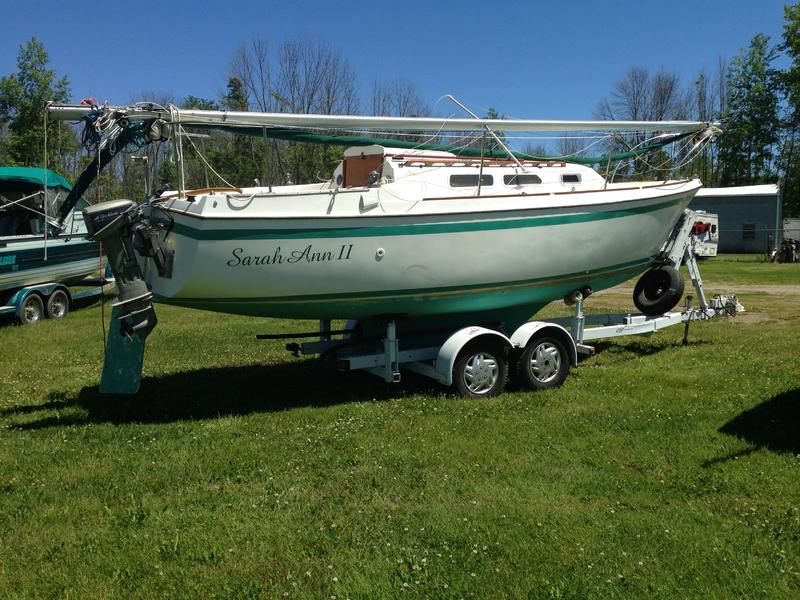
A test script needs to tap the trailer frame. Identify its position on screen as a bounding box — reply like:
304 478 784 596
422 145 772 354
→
262 209 741 396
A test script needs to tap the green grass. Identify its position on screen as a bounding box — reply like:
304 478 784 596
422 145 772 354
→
1 255 799 598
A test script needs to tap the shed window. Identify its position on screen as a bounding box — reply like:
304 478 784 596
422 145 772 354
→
504 174 542 185
742 223 756 240
450 174 493 187
561 174 581 184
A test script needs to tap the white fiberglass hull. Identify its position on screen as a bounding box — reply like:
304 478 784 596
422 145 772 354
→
144 180 700 327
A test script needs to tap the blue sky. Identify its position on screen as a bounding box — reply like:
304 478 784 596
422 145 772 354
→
0 0 792 120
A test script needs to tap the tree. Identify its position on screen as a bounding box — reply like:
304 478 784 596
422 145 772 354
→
779 3 800 217
689 61 728 186
595 67 690 179
717 34 781 186
371 78 429 117
225 38 359 185
273 38 358 115
201 77 262 187
781 3 800 127
222 76 249 112
230 38 276 113
271 39 356 183
0 37 76 170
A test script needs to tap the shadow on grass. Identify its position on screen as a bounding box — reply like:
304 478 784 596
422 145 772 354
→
703 388 800 465
10 360 440 429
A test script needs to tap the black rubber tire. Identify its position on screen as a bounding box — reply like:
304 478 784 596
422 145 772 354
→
516 335 570 391
633 266 684 316
453 343 508 398
46 289 70 319
19 293 44 325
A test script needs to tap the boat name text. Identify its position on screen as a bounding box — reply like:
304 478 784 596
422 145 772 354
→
227 244 354 267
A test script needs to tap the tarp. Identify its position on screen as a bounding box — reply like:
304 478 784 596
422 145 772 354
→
0 167 72 191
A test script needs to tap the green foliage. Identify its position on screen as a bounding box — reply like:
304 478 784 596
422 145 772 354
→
0 37 76 170
183 96 219 111
781 3 800 126
157 159 177 190
223 77 248 112
780 3 800 217
718 34 781 186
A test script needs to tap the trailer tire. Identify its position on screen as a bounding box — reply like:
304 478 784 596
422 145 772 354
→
452 342 508 398
517 335 570 391
19 293 44 325
46 289 70 319
633 266 684 316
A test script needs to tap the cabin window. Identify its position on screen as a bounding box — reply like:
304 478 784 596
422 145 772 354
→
742 223 756 240
561 174 581 184
450 174 493 187
504 174 542 185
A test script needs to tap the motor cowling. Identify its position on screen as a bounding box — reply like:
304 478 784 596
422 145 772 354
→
83 200 157 340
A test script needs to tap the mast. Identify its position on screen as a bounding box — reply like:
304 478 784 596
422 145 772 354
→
45 103 721 228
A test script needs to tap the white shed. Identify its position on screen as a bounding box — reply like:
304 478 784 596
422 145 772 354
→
690 184 781 253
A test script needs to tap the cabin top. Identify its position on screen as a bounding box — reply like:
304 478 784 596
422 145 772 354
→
331 145 604 192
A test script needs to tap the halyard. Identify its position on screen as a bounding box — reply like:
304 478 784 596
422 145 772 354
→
1 255 798 598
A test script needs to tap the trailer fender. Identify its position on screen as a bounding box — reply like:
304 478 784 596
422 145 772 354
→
510 322 578 366
435 326 512 387
9 283 61 309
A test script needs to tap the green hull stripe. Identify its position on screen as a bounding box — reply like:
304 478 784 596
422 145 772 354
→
170 195 686 241
157 255 653 307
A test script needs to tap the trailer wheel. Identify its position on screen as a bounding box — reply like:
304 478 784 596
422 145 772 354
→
633 266 684 316
453 343 508 398
20 293 44 325
517 335 570 391
46 289 70 319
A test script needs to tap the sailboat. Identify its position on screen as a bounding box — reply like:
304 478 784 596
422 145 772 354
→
47 101 719 393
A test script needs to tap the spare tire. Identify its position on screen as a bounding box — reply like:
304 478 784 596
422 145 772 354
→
633 266 684 316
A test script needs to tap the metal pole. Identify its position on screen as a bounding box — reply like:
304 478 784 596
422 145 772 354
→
446 95 527 171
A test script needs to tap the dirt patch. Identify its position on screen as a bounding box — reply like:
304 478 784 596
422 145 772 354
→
731 312 790 325
703 284 800 295
596 284 800 297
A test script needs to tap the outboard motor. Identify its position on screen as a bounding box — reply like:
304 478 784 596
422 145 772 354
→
83 199 158 341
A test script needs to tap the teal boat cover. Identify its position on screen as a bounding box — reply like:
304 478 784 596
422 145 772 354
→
0 167 72 191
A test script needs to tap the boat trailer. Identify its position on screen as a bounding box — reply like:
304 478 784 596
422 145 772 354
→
263 209 742 398
0 276 113 325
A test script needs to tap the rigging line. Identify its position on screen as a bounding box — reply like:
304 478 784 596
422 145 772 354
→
171 106 187 194
134 101 169 112
178 124 237 189
96 141 107 356
663 138 713 174
446 95 526 171
627 135 704 176
548 134 615 160
0 190 45 211
43 103 48 260
611 132 679 177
